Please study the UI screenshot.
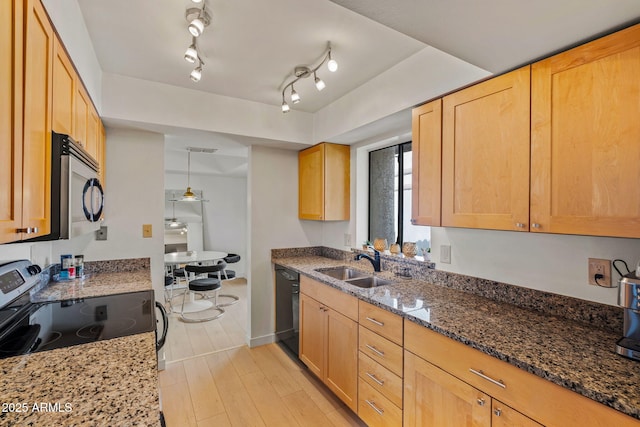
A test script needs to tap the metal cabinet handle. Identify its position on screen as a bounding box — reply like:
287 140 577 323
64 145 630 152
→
532 223 541 229
366 317 384 327
469 368 506 388
494 408 502 417
366 372 385 386
365 344 385 357
476 398 485 406
515 222 525 228
365 399 384 415
16 227 38 234
410 219 416 224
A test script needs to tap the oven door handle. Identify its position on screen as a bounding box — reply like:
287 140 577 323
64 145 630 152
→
155 302 169 351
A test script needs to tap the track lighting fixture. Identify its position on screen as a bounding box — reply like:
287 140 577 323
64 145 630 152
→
280 42 338 113
183 3 212 82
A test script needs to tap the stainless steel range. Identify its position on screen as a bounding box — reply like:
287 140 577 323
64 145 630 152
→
0 260 165 359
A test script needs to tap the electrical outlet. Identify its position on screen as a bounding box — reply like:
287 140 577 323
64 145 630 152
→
588 258 612 287
142 224 153 238
344 233 352 247
440 245 451 264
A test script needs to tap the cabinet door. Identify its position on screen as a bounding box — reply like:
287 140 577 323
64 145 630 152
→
531 24 640 238
22 0 53 239
86 106 99 160
442 66 530 231
325 307 358 412
52 37 75 136
98 121 106 192
323 143 350 221
0 0 23 243
299 293 324 379
74 84 89 148
492 400 544 427
411 99 442 226
299 144 324 220
404 350 491 427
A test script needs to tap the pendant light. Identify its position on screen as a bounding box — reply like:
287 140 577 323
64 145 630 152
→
167 202 181 227
170 148 209 202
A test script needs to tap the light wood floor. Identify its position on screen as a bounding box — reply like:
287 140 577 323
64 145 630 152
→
159 343 366 427
163 278 248 362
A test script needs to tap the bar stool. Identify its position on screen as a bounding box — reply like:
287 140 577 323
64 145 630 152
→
180 263 226 323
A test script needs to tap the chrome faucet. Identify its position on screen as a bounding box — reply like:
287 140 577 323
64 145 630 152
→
355 249 381 272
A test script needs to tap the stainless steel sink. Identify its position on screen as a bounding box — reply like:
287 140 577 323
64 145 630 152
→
316 266 369 280
344 276 393 288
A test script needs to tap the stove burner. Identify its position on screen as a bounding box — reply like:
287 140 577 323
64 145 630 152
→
39 330 62 349
76 324 105 340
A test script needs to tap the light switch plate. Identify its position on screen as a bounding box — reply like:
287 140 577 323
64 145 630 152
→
440 245 451 264
344 233 352 247
142 224 152 238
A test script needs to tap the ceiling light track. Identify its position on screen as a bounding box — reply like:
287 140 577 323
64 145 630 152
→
183 1 212 82
280 42 338 113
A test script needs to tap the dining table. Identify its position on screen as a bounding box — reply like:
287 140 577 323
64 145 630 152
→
164 250 228 313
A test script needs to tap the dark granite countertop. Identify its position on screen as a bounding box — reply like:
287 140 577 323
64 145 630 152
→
272 252 640 421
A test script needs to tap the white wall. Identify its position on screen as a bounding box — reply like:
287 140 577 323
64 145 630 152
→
247 145 323 346
74 128 166 300
165 172 248 277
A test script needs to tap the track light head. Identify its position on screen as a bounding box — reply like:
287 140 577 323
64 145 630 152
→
314 72 325 91
185 6 211 37
184 42 198 63
291 87 301 104
190 65 202 82
327 50 338 72
282 101 290 113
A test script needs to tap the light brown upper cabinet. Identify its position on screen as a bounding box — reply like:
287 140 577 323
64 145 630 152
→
531 24 640 238
20 0 54 241
74 83 90 149
441 66 531 231
0 0 24 243
52 37 75 137
299 142 350 221
411 99 442 226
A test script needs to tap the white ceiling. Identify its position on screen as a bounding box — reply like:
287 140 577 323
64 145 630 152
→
77 0 640 175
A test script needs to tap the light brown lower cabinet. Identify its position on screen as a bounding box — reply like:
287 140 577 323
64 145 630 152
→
299 277 358 412
404 350 541 427
404 320 640 427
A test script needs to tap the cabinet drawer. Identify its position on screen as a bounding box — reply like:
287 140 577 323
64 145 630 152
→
359 325 403 377
359 300 403 345
404 320 640 427
300 275 358 320
358 378 402 427
359 352 403 408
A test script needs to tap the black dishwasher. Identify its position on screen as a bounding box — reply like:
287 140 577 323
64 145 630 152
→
275 265 299 356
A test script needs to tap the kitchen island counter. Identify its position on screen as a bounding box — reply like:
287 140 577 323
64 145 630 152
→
272 250 640 421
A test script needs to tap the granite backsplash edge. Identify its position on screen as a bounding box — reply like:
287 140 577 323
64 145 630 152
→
271 246 623 334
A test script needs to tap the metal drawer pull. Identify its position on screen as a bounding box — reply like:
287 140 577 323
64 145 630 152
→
365 399 384 415
476 398 485 406
366 317 385 327
469 368 506 388
366 372 385 386
494 408 502 417
365 344 385 357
